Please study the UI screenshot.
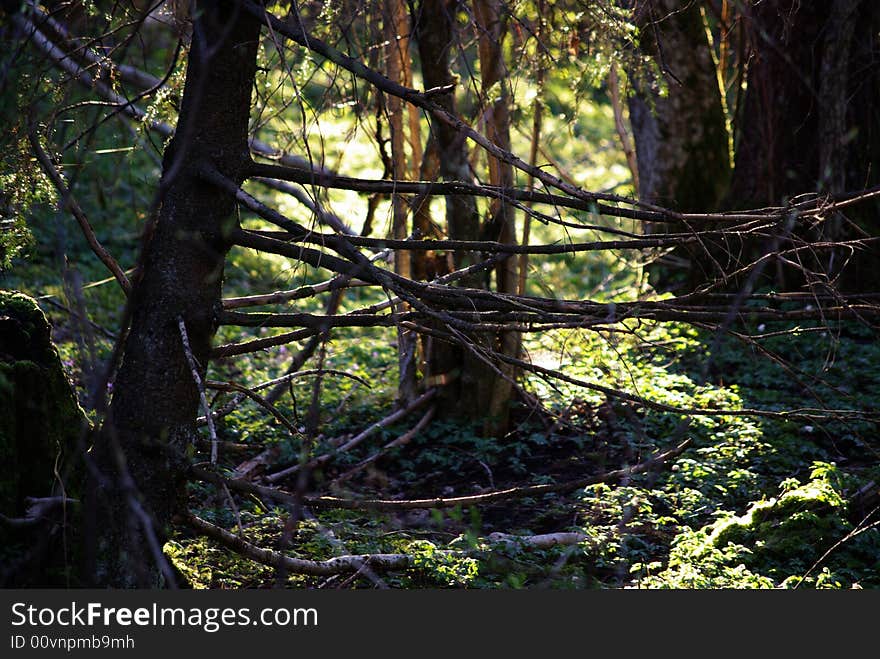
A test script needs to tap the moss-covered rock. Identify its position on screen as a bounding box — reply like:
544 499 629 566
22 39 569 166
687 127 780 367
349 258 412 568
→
703 467 880 587
638 464 880 588
708 477 847 575
0 289 86 527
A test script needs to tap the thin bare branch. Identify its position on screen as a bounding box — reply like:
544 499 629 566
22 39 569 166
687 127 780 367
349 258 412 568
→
29 132 131 295
191 438 691 511
264 388 437 483
178 317 218 463
332 405 436 485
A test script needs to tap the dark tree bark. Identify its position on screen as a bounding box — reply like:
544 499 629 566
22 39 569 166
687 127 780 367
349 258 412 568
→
628 0 731 290
841 1 880 288
416 0 482 266
629 0 880 292
87 0 261 587
727 2 825 207
629 0 731 213
728 0 880 290
415 0 483 423
414 0 517 434
473 0 520 435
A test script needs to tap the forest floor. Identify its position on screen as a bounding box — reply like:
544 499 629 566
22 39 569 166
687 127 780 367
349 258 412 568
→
3 89 878 588
4 217 879 588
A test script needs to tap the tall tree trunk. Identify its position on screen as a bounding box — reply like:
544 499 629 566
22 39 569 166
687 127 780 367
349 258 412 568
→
87 0 260 587
402 2 430 283
473 0 516 287
416 0 482 269
473 0 519 435
726 2 825 208
518 0 547 297
416 0 479 421
728 0 880 290
628 0 731 289
415 0 515 434
840 1 880 289
384 0 419 405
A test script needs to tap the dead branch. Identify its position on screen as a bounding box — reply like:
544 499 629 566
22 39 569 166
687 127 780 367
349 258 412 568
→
205 379 301 440
264 388 438 483
486 531 588 549
253 176 357 236
192 438 691 511
183 513 589 577
229 214 879 332
182 512 413 575
29 132 131 295
202 369 368 429
210 254 510 359
212 326 319 359
332 405 436 485
201 368 368 424
250 227 752 255
178 317 218 463
233 228 369 280
219 296 880 331
246 161 774 226
222 277 373 310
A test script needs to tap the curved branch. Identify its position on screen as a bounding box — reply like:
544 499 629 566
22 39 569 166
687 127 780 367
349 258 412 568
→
183 513 590 576
29 132 131 294
183 513 412 575
264 388 438 483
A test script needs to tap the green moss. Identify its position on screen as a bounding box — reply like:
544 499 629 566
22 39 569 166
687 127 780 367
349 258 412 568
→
708 477 846 574
638 462 879 588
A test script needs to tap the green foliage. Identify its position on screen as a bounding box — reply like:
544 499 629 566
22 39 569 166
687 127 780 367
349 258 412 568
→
515 321 880 588
0 58 56 269
78 314 880 582
632 531 776 589
405 540 480 587
637 462 880 588
164 537 278 589
395 421 515 482
4 1 878 591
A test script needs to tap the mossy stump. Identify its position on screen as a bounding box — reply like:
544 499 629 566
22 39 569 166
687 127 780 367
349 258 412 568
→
0 290 87 584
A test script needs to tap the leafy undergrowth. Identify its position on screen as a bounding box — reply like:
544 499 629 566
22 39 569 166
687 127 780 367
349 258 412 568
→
168 318 880 589
7 223 879 588
5 204 878 588
3 79 876 589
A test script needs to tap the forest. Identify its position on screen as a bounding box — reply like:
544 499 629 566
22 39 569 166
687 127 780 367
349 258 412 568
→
1 0 878 589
